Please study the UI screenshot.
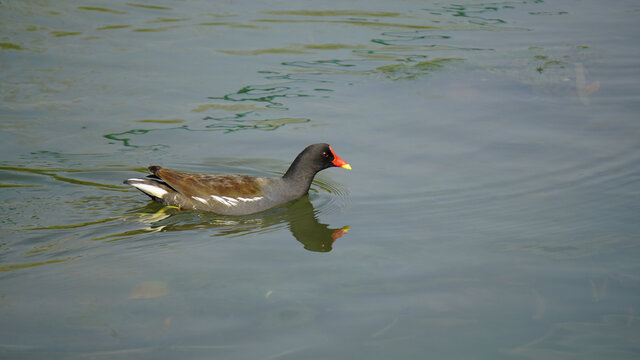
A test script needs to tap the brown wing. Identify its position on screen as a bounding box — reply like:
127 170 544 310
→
150 166 263 199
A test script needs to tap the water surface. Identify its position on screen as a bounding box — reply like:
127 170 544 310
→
1 0 640 359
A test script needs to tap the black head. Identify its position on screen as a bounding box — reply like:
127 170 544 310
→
283 143 351 179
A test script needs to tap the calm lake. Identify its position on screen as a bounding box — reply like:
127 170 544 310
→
1 0 639 359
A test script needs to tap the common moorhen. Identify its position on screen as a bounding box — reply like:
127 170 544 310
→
124 143 351 215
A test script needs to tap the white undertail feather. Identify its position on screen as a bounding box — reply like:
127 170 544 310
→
127 179 168 198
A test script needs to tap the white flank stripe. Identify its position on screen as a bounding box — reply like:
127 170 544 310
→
238 196 263 202
192 196 208 204
132 183 168 198
211 195 231 206
222 196 239 206
209 195 263 206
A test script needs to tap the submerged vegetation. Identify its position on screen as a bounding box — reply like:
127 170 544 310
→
375 58 466 79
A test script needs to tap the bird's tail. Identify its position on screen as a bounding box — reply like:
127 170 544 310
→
123 177 174 201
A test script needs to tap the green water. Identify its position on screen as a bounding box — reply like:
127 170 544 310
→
2 0 640 359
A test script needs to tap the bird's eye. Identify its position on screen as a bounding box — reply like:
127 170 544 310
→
321 151 329 158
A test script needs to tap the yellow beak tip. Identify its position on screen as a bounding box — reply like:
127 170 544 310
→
341 164 352 170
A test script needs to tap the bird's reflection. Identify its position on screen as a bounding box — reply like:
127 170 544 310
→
120 196 349 252
285 197 349 252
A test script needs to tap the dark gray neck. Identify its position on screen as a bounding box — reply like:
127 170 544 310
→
282 156 317 197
